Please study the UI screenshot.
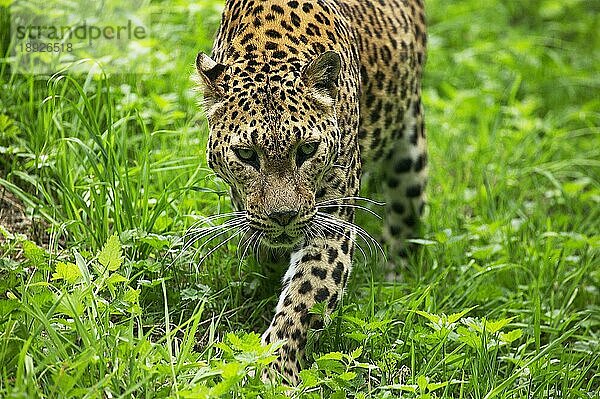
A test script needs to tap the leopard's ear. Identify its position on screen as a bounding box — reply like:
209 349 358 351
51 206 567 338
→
196 52 226 96
195 52 227 117
302 51 341 106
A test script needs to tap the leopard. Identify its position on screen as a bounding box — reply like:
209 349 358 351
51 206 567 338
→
195 0 427 385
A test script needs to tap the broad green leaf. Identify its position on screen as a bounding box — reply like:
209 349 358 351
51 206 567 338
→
415 310 441 324
53 368 77 393
318 352 345 361
215 342 233 357
469 244 503 260
220 361 243 380
316 358 345 373
484 317 515 334
123 287 141 314
343 315 367 327
225 331 262 352
331 391 346 399
461 317 483 333
139 234 171 249
299 369 321 388
457 326 482 349
123 287 140 303
52 262 81 284
346 332 368 341
500 329 523 343
211 364 242 396
257 355 278 366
447 307 476 324
337 371 357 381
0 298 20 317
106 273 128 286
23 240 46 266
350 346 363 360
365 320 390 331
98 234 123 271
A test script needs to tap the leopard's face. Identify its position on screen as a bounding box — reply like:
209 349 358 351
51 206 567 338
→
197 52 342 248
209 106 339 248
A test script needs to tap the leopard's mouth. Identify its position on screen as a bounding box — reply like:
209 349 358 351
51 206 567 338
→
262 231 304 249
273 233 292 243
246 213 315 249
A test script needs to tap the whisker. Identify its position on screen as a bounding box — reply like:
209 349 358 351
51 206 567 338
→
312 221 368 261
236 229 251 260
190 222 249 255
189 210 247 221
305 223 322 247
195 227 247 271
175 217 246 251
316 196 385 207
253 232 264 264
165 213 248 270
316 203 382 219
181 218 247 253
185 211 247 230
176 221 248 270
303 223 318 245
240 230 259 262
168 225 235 268
315 212 386 261
314 215 374 255
312 218 369 260
184 216 247 237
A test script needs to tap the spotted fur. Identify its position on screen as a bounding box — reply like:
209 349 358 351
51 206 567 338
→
196 0 427 384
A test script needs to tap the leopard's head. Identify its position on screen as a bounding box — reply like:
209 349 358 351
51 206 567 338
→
196 51 341 248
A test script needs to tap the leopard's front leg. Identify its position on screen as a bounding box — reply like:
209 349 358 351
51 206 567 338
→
261 221 354 385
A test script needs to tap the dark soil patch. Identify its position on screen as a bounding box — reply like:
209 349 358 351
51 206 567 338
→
0 188 49 245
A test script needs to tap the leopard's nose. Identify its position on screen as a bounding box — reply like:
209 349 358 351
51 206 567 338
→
269 210 299 226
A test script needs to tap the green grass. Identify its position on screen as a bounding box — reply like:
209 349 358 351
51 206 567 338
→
1 0 599 397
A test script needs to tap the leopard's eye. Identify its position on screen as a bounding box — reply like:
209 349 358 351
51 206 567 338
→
299 142 318 156
236 148 255 160
296 142 319 167
233 147 259 169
